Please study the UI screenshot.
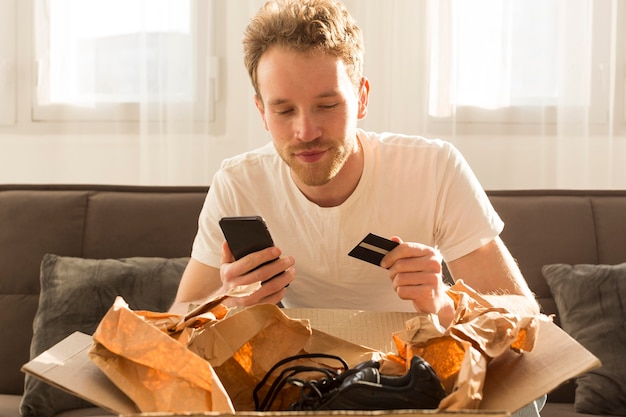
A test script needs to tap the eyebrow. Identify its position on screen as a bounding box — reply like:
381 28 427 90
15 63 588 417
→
267 98 289 107
266 90 341 107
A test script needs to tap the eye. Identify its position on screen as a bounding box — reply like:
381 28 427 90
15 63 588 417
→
275 108 294 116
320 103 339 110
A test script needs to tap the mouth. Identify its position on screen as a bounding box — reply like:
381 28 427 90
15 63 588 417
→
294 149 327 164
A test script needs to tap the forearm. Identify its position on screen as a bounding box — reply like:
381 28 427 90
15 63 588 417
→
169 258 223 314
446 237 540 317
481 293 540 316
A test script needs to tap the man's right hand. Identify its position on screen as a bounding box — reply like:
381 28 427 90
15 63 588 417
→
219 241 296 306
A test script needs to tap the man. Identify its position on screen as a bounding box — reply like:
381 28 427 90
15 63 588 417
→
172 2 545 414
170 0 539 327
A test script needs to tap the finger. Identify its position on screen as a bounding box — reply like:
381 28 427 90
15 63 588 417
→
381 240 434 269
381 242 442 271
391 269 440 290
261 257 296 284
378 236 403 268
388 253 442 276
390 271 440 313
223 250 292 289
256 256 295 286
261 264 295 288
231 246 282 276
390 236 403 244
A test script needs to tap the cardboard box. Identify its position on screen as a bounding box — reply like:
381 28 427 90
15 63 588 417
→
22 308 600 417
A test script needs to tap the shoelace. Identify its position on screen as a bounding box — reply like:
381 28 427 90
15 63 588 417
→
252 353 350 411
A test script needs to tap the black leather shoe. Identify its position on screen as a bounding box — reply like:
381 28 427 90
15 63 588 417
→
254 353 446 411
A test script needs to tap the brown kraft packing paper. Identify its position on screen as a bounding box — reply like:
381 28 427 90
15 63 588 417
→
88 280 541 413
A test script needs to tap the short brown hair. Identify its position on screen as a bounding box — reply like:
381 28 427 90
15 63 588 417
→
243 0 364 98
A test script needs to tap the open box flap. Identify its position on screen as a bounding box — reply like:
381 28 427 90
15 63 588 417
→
22 310 599 416
21 331 138 415
479 317 600 411
283 309 600 413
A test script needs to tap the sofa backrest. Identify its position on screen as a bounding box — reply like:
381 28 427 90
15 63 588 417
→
0 184 208 396
489 190 626 321
1 185 625 398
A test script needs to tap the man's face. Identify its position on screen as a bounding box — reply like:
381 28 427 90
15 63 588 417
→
254 46 368 187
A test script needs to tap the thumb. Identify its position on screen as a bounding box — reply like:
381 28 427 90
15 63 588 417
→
221 240 235 264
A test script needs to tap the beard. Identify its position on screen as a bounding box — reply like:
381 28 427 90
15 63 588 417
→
277 139 354 187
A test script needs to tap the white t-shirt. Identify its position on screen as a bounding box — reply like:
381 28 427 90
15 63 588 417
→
191 129 503 312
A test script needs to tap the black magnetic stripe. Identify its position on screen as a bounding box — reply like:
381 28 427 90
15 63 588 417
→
348 245 386 266
362 233 399 251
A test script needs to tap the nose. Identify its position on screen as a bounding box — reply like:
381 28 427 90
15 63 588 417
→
294 111 321 142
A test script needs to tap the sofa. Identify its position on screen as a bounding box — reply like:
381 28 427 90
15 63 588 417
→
0 184 624 417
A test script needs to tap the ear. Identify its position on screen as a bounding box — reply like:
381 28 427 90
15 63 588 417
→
254 94 269 131
357 77 370 120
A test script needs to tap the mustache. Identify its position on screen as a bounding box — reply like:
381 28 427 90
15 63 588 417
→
290 140 330 153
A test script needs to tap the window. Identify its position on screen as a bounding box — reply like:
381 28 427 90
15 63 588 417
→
427 0 616 129
32 0 218 122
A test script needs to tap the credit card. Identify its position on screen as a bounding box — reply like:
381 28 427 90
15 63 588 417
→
348 233 399 267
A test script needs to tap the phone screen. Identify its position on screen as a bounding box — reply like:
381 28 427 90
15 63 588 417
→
219 216 275 260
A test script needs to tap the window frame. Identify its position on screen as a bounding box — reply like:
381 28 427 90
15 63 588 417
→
30 0 218 125
423 0 625 137
1 0 624 137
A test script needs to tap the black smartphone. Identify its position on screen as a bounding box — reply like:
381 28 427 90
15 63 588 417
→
220 216 285 294
219 216 276 261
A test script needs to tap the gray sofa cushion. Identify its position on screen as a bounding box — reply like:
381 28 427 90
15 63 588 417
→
542 263 626 416
20 254 188 417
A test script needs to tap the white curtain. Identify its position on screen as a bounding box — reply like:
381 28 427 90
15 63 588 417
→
134 0 215 186
347 0 625 189
33 0 223 185
30 0 624 188
132 0 266 185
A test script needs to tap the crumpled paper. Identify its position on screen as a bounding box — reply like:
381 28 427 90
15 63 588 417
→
89 279 540 413
392 279 540 410
187 303 385 410
89 298 383 413
89 297 234 414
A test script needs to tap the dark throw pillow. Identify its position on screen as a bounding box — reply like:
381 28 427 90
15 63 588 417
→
542 262 626 416
20 254 189 417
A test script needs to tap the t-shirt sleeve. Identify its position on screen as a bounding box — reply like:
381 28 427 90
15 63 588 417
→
433 143 504 262
190 170 233 268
